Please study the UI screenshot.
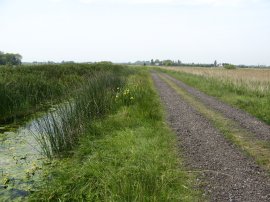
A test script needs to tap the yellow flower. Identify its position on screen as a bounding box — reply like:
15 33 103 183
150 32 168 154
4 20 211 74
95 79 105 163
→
3 177 10 185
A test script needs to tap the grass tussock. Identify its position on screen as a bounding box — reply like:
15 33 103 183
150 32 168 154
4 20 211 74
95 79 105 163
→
29 70 200 201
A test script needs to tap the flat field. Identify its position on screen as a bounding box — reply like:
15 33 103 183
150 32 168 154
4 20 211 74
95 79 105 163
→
164 66 270 94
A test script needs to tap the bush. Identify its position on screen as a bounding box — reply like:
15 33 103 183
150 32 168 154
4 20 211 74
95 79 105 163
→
224 64 236 69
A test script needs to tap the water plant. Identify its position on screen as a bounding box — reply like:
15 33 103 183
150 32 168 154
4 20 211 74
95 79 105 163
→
32 71 127 158
0 63 124 124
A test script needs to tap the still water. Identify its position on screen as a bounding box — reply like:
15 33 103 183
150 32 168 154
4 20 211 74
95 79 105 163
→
0 118 45 201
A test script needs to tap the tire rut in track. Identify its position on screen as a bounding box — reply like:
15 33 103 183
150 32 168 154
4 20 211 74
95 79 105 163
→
162 73 270 142
151 72 270 202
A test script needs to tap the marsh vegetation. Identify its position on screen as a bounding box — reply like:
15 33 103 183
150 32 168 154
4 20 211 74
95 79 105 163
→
1 64 199 201
0 63 123 124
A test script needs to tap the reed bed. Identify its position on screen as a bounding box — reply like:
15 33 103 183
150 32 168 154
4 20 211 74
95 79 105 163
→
33 71 128 158
0 63 123 123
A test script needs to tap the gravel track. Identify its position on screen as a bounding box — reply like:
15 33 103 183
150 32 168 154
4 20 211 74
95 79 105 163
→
162 73 270 141
152 72 270 201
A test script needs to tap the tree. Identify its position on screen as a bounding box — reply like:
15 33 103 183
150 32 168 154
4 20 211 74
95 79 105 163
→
154 59 160 65
0 51 22 65
163 60 173 66
214 60 217 67
0 52 5 65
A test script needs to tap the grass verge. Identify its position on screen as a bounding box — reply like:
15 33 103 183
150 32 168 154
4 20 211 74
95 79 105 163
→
29 70 200 201
160 74 270 172
158 68 270 125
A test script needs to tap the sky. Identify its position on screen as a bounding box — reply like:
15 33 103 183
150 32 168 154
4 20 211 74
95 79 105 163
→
0 0 270 65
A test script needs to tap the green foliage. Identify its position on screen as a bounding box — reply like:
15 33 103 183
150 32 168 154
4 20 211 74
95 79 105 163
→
29 70 200 201
224 64 236 69
0 51 22 65
0 63 125 123
34 72 127 158
163 60 174 66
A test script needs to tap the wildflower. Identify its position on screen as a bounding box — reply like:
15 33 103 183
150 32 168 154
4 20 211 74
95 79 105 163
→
3 177 10 185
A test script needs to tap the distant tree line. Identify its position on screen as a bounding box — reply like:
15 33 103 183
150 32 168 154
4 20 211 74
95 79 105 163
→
132 59 217 67
129 59 270 69
149 59 182 66
0 51 22 65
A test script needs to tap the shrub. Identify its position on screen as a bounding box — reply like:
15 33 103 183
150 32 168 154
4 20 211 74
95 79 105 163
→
224 64 236 69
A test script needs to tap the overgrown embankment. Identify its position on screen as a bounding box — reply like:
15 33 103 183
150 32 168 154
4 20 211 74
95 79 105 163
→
29 69 200 201
0 63 130 201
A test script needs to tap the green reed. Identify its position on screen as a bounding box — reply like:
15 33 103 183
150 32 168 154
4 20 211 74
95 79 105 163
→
32 71 127 158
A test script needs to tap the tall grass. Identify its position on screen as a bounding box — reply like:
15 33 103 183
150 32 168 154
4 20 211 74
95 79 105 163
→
33 102 80 158
32 71 127 158
162 66 270 94
0 63 124 123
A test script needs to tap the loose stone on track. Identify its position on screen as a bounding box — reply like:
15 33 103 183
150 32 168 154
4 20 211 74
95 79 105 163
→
162 73 270 142
152 72 270 202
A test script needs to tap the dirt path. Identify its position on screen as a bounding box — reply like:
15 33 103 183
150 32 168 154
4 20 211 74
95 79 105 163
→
152 72 270 201
161 73 270 141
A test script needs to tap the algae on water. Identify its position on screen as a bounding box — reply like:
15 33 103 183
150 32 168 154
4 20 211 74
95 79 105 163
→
0 122 43 201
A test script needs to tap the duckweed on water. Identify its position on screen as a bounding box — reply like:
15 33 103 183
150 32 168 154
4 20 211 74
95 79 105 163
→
0 122 44 201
